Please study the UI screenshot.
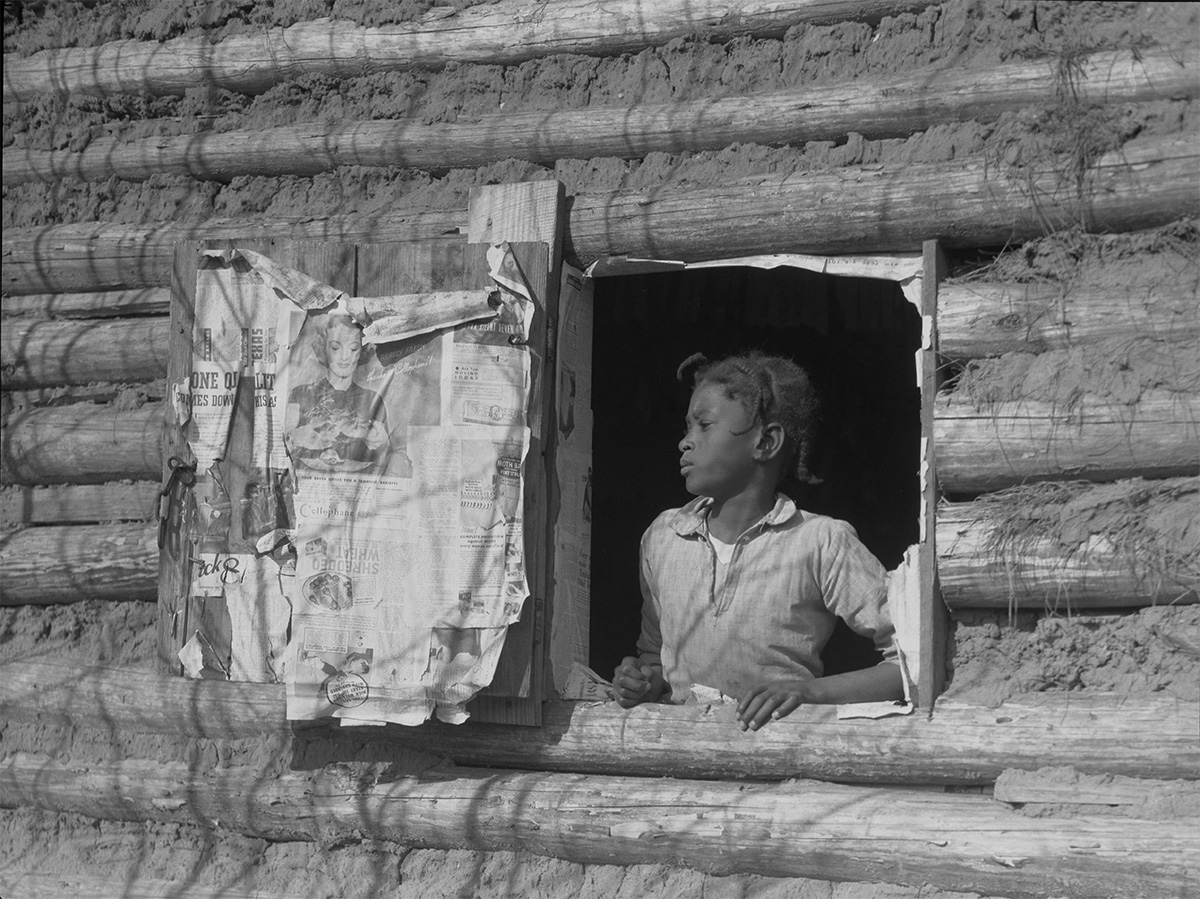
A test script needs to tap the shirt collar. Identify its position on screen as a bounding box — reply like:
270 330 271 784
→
668 493 800 536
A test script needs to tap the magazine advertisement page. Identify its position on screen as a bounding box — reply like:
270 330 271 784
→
182 244 535 725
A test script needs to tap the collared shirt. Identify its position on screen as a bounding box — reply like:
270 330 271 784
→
637 494 897 701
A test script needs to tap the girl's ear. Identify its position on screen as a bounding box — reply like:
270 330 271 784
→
755 422 786 461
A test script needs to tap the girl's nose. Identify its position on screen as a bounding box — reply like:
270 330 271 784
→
678 432 692 452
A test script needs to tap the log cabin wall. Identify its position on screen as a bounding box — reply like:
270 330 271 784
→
2 2 1197 897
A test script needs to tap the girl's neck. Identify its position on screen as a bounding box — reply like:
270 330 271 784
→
327 371 353 390
706 484 776 543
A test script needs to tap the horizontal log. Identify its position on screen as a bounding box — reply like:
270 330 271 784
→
1 317 170 388
938 280 1200 359
3 132 1196 296
0 216 464 296
3 659 1197 785
6 47 1193 186
994 766 1200 807
1 381 167 413
934 388 1200 494
1 402 163 485
566 132 1200 263
0 287 171 318
394 695 1200 787
936 478 1199 609
0 523 157 605
0 482 159 527
0 874 291 899
2 0 931 101
0 223 176 296
2 752 1194 898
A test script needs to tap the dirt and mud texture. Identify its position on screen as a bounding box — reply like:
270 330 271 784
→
3 0 1198 896
947 603 1200 706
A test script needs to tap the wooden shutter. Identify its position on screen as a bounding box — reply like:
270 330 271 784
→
157 181 577 725
918 239 948 708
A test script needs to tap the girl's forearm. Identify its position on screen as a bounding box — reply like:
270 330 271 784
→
807 662 904 705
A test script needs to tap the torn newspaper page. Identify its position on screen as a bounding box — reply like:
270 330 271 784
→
189 251 284 474
560 662 613 702
361 289 498 345
836 700 914 720
275 245 536 725
181 247 536 722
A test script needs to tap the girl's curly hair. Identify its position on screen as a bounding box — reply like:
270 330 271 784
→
678 350 821 485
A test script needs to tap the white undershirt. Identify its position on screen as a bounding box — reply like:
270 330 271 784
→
707 531 736 565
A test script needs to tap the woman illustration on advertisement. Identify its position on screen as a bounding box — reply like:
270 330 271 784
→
285 313 389 474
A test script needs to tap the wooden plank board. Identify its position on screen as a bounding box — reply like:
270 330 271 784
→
467 181 564 261
919 240 948 708
547 264 594 693
464 181 566 723
156 242 199 670
156 219 560 721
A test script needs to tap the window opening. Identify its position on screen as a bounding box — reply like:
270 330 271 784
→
589 264 922 681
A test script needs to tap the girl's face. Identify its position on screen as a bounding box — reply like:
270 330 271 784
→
323 323 363 379
678 382 760 501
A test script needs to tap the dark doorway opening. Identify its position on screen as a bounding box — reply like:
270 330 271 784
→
588 264 922 682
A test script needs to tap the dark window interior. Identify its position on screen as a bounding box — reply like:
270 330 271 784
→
589 264 922 681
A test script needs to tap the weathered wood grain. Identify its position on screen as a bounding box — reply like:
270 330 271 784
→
2 0 932 100
2 750 1194 898
994 767 1200 807
0 874 295 899
0 288 171 319
2 658 1197 785
934 388 1200 494
1 318 170 389
6 48 1191 185
4 133 1195 295
0 482 159 527
0 523 157 604
936 480 1199 609
1 402 163 485
938 281 1200 359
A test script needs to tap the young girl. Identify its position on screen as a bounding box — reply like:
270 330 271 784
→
612 351 903 731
